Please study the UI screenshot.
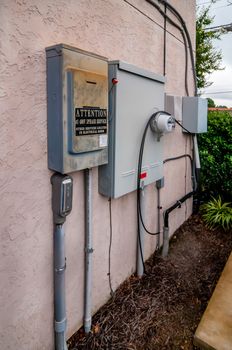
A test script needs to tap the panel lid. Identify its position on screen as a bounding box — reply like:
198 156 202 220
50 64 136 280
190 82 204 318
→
109 60 165 83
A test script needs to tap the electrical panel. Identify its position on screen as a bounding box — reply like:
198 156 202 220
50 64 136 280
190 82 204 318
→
46 44 108 174
98 61 166 198
182 96 208 133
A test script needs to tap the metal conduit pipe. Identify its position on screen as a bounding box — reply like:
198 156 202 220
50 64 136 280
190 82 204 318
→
54 224 68 350
193 134 201 183
51 173 73 350
157 186 161 249
84 168 93 334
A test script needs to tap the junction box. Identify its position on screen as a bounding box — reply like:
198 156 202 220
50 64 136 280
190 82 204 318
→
46 44 108 173
182 96 208 133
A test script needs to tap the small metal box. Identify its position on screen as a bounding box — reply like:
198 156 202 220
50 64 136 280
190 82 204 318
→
182 97 208 133
98 61 165 198
46 44 108 173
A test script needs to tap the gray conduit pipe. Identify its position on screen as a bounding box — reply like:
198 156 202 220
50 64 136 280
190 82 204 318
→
193 134 201 181
136 185 145 277
157 187 161 249
84 168 93 334
54 224 68 350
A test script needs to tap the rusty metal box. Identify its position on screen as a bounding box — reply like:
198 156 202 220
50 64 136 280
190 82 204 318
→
46 44 108 173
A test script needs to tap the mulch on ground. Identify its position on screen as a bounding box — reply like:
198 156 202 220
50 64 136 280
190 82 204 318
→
68 215 232 350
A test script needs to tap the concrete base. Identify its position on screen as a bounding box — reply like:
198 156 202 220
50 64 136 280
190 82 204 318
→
194 252 232 350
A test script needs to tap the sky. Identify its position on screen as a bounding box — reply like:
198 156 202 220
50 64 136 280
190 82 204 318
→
196 0 232 107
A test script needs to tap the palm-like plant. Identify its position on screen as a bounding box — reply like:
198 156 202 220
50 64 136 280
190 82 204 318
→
200 196 232 231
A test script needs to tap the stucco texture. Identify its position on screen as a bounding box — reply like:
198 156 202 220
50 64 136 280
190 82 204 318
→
0 0 196 349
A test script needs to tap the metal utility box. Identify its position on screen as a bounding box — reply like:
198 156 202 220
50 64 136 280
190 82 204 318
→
98 61 165 198
46 44 108 174
182 97 208 133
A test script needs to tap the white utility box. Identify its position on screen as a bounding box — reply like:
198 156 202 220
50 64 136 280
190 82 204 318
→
98 61 166 198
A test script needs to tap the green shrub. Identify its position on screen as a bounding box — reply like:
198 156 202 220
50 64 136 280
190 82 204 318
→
198 111 232 200
200 196 232 231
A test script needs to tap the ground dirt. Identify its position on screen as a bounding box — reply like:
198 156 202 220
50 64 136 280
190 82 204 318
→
68 215 232 350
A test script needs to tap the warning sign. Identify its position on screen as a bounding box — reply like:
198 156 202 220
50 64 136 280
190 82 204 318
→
75 107 107 136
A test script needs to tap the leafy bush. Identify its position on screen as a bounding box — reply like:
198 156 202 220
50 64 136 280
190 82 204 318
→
198 111 232 200
201 196 232 231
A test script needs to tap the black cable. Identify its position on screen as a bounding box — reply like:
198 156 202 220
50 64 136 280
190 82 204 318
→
145 0 189 96
137 111 171 236
157 1 200 209
174 118 191 134
108 198 114 296
164 153 195 214
157 0 198 96
184 136 188 219
163 154 192 163
136 111 171 275
163 190 195 227
163 2 167 76
137 213 147 274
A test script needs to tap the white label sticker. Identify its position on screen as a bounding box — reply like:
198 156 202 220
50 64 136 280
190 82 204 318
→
99 134 108 147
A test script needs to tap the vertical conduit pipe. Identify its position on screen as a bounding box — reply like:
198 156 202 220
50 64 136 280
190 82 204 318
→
137 185 145 277
84 168 93 334
54 224 68 350
193 135 201 182
157 187 161 249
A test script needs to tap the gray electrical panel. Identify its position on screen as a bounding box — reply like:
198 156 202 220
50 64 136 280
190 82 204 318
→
98 61 166 198
182 96 208 133
46 44 108 174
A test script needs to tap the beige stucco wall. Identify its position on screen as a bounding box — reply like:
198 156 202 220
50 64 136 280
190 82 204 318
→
0 0 195 349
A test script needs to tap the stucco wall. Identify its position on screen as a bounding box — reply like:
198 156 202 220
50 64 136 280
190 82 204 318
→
0 0 195 349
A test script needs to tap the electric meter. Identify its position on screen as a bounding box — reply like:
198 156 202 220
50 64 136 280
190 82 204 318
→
150 113 175 137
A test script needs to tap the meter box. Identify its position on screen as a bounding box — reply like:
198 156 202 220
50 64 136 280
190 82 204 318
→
46 44 108 173
98 61 166 198
182 96 208 133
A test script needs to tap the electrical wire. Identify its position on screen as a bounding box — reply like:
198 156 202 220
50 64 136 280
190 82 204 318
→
163 154 192 163
184 136 188 219
137 209 147 274
157 0 198 96
163 190 195 227
146 0 189 96
108 198 114 296
163 2 167 76
137 111 171 236
137 117 193 272
174 118 191 134
123 0 185 44
164 152 194 219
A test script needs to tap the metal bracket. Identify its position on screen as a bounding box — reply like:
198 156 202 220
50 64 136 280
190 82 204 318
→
55 263 66 274
85 248 94 254
55 317 67 333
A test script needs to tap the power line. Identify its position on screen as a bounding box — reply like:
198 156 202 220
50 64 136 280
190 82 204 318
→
205 22 232 31
202 90 232 94
197 0 232 8
215 3 232 9
197 0 223 5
